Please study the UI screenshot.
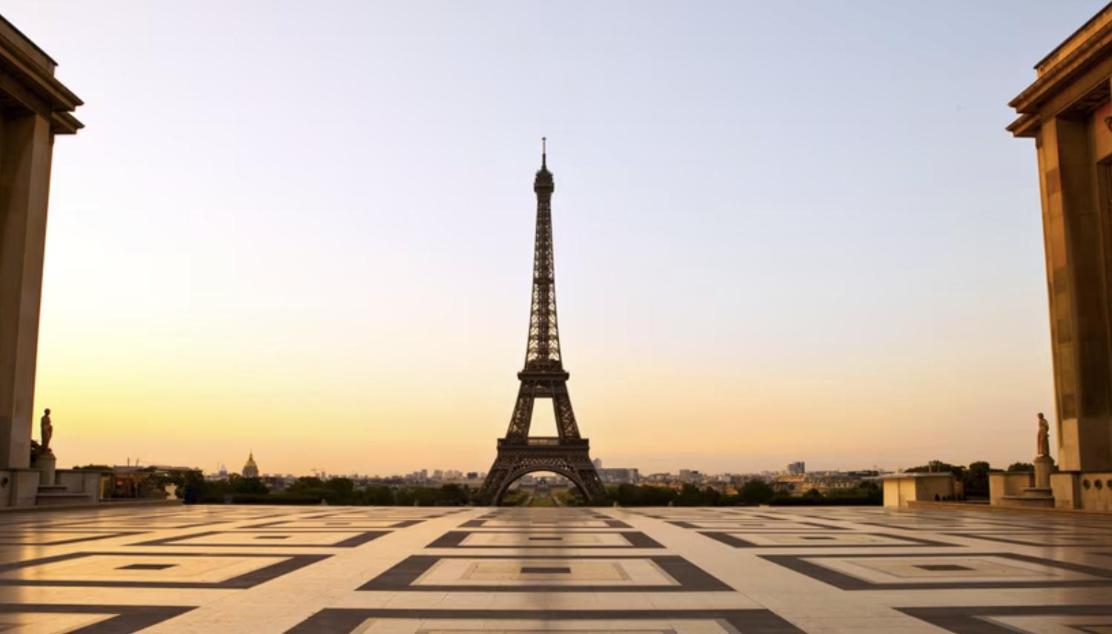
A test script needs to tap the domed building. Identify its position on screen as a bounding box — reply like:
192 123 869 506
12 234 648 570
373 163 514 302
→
242 452 259 479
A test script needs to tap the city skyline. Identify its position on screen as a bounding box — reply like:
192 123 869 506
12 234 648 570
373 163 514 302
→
5 1 1103 475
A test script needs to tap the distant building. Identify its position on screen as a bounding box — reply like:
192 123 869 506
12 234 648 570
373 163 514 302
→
109 465 200 500
598 467 640 485
678 469 702 483
242 452 259 479
787 461 806 475
592 457 603 469
262 474 290 490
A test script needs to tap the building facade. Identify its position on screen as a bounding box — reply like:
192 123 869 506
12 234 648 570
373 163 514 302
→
0 17 82 507
1009 4 1112 511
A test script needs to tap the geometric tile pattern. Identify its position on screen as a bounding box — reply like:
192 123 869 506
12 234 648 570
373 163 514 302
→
898 604 1112 633
0 530 143 545
427 530 664 548
286 609 805 633
243 519 424 529
0 504 1109 632
701 531 954 548
0 551 330 588
460 517 632 529
940 531 1112 547
132 529 389 548
358 554 731 591
0 603 194 633
670 519 847 531
760 551 1112 590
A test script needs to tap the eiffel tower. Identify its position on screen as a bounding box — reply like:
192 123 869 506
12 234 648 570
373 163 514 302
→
477 141 606 505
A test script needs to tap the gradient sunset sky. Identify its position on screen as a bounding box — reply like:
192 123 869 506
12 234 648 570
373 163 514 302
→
6 1 1101 476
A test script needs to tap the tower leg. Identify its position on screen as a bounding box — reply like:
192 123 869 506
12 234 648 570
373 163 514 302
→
505 386 535 439
551 388 581 439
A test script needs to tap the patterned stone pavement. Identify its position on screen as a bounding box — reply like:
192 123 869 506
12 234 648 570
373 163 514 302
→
0 504 1108 632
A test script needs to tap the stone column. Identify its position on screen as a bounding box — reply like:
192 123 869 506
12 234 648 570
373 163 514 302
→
1035 114 1112 473
0 113 55 471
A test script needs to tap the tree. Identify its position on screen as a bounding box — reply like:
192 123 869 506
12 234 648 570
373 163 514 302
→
176 470 205 503
285 476 328 502
905 460 961 474
610 484 675 506
1007 462 1034 472
962 461 990 498
229 477 268 496
361 485 395 505
394 488 416 506
437 484 470 506
675 484 707 506
738 480 774 505
324 478 356 504
857 480 881 498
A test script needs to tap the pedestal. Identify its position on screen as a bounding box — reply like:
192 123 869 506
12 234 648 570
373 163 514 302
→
1034 455 1053 489
33 451 55 487
995 456 1056 509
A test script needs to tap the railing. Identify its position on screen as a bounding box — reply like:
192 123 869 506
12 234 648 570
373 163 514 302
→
527 437 561 446
498 437 589 449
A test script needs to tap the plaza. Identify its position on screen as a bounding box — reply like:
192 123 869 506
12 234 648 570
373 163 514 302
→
0 504 1107 632
0 3 1110 632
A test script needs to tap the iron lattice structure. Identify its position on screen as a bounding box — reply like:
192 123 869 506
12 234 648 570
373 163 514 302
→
477 146 606 505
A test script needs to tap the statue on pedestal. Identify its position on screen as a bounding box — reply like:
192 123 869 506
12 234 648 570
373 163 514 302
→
1033 412 1053 492
1036 412 1050 458
40 408 53 455
33 408 56 487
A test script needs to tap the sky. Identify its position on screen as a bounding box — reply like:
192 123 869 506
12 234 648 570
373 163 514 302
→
2 1 1101 476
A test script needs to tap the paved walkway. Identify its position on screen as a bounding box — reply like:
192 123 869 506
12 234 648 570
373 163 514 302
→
0 504 1108 632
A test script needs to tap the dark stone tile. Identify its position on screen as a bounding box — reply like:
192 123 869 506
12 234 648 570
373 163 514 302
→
459 518 632 529
0 531 144 546
358 554 731 592
116 563 176 571
942 532 1112 547
287 608 803 634
699 531 957 548
761 552 1112 590
0 551 329 589
131 530 387 548
425 530 664 549
899 605 1112 633
0 603 193 633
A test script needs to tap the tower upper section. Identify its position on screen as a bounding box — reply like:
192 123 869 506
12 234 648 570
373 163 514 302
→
523 139 564 373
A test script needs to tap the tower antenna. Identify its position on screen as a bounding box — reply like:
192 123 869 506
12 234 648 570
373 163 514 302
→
541 136 547 168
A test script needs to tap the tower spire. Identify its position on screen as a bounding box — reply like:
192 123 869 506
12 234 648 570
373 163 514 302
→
542 136 546 169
